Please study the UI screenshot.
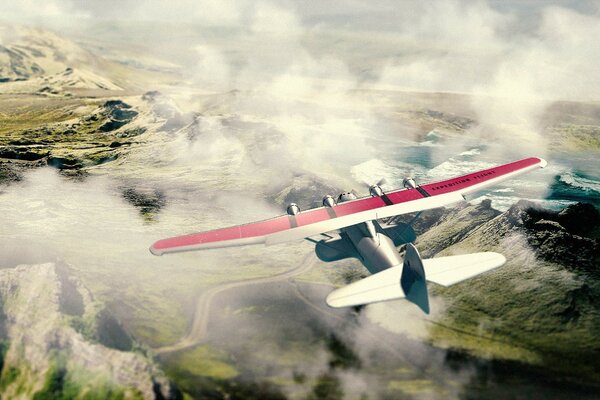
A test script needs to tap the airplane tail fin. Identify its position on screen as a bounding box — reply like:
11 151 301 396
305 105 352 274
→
326 247 505 313
400 243 430 314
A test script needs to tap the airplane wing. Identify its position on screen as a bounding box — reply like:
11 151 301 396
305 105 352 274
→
326 252 506 308
150 157 546 255
424 252 506 286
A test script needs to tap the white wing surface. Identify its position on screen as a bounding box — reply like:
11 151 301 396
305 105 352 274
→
424 252 506 286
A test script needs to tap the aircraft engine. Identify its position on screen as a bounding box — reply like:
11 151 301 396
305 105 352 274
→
286 203 300 215
369 185 384 197
403 178 417 189
337 192 357 203
322 195 335 207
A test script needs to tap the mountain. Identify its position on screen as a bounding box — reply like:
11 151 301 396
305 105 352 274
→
0 24 172 93
392 200 600 380
0 25 96 82
2 67 124 95
0 262 180 399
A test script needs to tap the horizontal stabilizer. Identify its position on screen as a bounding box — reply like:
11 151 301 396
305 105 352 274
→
326 266 405 308
326 252 506 308
424 252 506 286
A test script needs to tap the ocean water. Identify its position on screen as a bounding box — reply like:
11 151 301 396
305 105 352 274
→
352 139 600 211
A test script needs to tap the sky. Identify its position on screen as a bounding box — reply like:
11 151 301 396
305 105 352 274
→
3 0 599 26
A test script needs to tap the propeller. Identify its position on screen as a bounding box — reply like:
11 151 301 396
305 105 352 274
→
361 177 387 197
361 177 387 190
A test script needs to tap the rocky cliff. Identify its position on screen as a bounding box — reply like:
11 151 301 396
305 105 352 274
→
0 263 179 399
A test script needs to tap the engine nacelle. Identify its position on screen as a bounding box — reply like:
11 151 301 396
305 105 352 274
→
322 195 335 207
286 203 300 215
337 192 357 203
403 177 417 189
369 185 384 197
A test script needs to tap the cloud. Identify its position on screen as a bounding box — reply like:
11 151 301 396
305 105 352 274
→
371 0 600 158
0 0 90 24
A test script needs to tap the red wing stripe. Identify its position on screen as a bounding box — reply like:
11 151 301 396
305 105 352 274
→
420 157 542 195
334 196 386 217
384 189 424 204
152 215 291 251
295 208 332 226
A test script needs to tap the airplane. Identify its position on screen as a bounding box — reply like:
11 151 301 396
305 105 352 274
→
150 156 547 314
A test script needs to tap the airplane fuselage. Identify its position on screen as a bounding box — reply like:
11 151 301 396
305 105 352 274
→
341 220 403 274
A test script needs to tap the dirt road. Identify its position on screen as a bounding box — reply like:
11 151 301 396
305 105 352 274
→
154 252 317 354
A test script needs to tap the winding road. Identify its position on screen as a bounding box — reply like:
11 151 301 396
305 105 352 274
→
153 251 416 367
154 252 317 354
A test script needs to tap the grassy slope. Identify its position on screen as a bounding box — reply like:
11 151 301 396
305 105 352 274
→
415 203 600 381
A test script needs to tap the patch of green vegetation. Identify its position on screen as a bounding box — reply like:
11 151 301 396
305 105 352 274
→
33 357 143 400
0 366 20 391
67 316 92 341
166 345 238 380
0 96 142 175
163 342 292 399
121 187 166 223
0 98 84 135
387 379 437 396
66 301 102 342
428 256 600 381
66 302 133 352
111 293 188 348
165 374 286 400
549 124 600 151
32 362 69 400
0 342 32 396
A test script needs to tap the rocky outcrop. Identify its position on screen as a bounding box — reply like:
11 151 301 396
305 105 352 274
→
440 200 600 274
98 100 138 132
502 201 600 274
121 187 166 222
0 263 179 399
396 200 599 270
0 98 148 183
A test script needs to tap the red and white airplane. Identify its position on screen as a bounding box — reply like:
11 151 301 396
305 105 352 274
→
150 157 547 313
